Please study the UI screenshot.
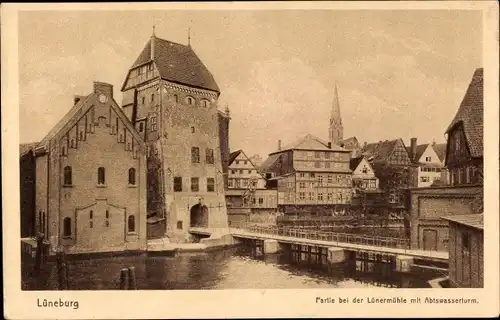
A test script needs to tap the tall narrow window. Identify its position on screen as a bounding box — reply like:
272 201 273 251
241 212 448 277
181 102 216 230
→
98 167 105 185
151 93 155 102
42 212 46 235
191 147 200 163
142 96 145 105
89 210 93 228
151 116 157 132
139 122 144 132
105 210 110 227
174 177 183 192
191 177 199 192
173 94 178 103
207 178 215 192
63 217 71 237
128 215 136 232
128 168 136 185
70 139 75 148
64 166 72 185
206 148 214 164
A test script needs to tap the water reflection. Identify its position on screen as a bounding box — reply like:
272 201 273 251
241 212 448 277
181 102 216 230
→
22 246 437 290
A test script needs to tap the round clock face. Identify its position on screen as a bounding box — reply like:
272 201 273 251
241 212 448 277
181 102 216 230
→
98 94 107 103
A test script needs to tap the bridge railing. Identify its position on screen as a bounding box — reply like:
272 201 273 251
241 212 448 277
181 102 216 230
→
237 224 410 249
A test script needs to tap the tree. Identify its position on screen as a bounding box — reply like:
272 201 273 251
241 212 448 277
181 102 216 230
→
371 163 411 219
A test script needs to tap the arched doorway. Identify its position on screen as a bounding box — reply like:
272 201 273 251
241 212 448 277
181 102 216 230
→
190 204 209 228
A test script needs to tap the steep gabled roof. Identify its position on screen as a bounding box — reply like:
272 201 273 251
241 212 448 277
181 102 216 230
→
260 153 282 172
228 150 242 166
340 136 359 149
349 156 364 171
38 84 144 153
445 68 483 158
124 36 220 93
433 143 447 162
405 144 429 163
361 139 404 163
272 134 349 155
38 94 93 149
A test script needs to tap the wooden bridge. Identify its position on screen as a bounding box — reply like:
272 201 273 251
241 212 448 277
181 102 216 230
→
189 226 448 263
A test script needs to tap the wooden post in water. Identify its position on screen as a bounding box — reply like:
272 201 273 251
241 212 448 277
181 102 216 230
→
128 266 137 290
120 268 129 290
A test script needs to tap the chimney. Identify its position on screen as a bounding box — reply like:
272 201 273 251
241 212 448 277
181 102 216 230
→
93 82 113 98
410 137 417 161
327 142 332 149
432 139 436 146
73 95 85 105
278 140 282 151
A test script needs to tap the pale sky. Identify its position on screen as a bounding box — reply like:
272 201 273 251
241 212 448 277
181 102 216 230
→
19 10 482 158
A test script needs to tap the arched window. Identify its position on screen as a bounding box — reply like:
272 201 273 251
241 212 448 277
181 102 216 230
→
191 126 195 133
151 93 155 102
128 215 136 232
63 217 72 237
202 100 210 108
173 94 178 103
185 96 195 106
98 167 105 185
64 166 72 185
90 210 93 219
70 139 75 148
139 122 144 132
61 145 67 156
128 168 136 185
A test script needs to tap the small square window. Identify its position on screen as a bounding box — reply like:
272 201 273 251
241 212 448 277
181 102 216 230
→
177 221 183 230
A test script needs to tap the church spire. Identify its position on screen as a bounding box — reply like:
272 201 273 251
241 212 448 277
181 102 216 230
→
150 25 156 61
188 27 191 46
329 82 343 145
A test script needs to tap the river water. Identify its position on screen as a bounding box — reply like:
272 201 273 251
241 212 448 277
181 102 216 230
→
23 246 443 290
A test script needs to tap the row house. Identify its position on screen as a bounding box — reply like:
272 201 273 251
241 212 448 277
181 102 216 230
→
406 138 447 188
349 156 383 213
261 134 352 216
226 149 277 209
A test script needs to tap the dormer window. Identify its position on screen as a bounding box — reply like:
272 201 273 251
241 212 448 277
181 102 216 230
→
185 96 195 106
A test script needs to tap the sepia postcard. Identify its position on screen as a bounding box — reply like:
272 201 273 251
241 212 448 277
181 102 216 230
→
2 1 499 319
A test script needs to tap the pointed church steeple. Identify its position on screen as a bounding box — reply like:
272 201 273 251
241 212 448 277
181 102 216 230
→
329 83 343 146
150 25 156 61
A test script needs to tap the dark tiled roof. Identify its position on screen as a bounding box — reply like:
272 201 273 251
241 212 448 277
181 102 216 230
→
273 134 348 155
129 36 220 93
228 150 242 166
340 136 360 149
445 68 483 157
19 142 39 157
441 214 483 230
361 139 402 163
349 156 364 171
433 143 447 162
260 153 282 172
405 144 429 163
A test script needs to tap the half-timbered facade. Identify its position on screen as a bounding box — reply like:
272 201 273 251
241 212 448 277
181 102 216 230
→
445 68 483 186
261 134 352 216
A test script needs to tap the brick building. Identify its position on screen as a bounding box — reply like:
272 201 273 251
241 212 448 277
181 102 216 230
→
30 82 147 254
261 134 352 216
408 68 483 252
120 33 229 240
442 214 483 288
